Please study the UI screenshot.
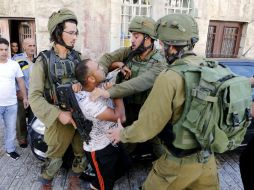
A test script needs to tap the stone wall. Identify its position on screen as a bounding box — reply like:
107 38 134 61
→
34 0 87 55
82 0 111 60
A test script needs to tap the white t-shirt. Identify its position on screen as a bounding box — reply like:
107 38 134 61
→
75 88 117 152
0 59 23 106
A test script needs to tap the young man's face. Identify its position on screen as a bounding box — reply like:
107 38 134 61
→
11 42 18 54
0 43 9 62
62 21 78 48
87 60 105 84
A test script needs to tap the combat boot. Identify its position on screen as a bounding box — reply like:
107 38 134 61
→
68 175 81 190
41 182 52 190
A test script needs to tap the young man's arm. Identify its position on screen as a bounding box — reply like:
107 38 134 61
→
16 77 29 108
96 98 125 123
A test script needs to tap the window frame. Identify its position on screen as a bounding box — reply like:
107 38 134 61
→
206 21 243 58
164 0 193 14
120 0 152 47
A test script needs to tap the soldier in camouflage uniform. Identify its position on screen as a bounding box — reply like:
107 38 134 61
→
29 8 86 190
107 14 220 190
91 16 167 159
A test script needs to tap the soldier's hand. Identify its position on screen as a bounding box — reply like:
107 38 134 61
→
111 62 131 79
72 82 82 93
90 87 110 101
58 111 77 129
107 118 123 144
121 65 131 80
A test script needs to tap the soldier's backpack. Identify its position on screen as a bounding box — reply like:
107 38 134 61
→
169 59 252 154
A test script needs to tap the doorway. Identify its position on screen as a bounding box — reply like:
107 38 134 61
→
0 18 36 56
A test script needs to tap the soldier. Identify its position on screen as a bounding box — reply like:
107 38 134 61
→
13 38 36 148
107 14 220 190
29 8 86 190
239 82 254 190
91 16 167 159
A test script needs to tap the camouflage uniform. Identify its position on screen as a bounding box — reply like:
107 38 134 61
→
29 9 86 187
118 14 220 190
99 16 167 157
99 47 166 125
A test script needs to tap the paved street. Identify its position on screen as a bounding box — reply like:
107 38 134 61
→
0 124 244 190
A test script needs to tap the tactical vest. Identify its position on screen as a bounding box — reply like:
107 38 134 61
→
38 49 81 105
166 56 252 157
123 50 165 105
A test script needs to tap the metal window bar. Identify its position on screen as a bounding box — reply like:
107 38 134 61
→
121 0 151 47
165 0 192 14
220 27 238 58
206 24 240 58
206 26 216 58
19 23 32 47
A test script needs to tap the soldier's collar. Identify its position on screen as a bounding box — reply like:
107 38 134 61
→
136 48 156 61
52 43 71 59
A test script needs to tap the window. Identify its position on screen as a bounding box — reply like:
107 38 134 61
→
206 21 242 58
19 21 36 47
120 0 152 47
165 0 193 14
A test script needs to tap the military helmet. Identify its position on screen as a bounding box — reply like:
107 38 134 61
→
156 14 199 46
48 8 78 35
128 16 157 39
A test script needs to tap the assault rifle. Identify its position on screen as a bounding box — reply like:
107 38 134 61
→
56 84 92 144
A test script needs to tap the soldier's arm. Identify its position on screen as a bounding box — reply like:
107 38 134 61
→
98 47 131 74
119 71 184 143
29 57 61 128
250 77 254 87
108 61 167 98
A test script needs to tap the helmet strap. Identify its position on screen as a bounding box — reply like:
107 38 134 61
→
131 34 153 55
56 37 74 50
164 45 185 65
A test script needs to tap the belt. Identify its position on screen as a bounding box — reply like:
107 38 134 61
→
166 148 212 164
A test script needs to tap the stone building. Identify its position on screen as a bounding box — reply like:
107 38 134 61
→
0 0 254 59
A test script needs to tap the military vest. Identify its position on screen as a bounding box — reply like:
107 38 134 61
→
123 50 165 105
38 49 81 105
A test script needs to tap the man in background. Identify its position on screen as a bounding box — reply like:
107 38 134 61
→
0 37 28 160
13 38 36 148
11 41 19 57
